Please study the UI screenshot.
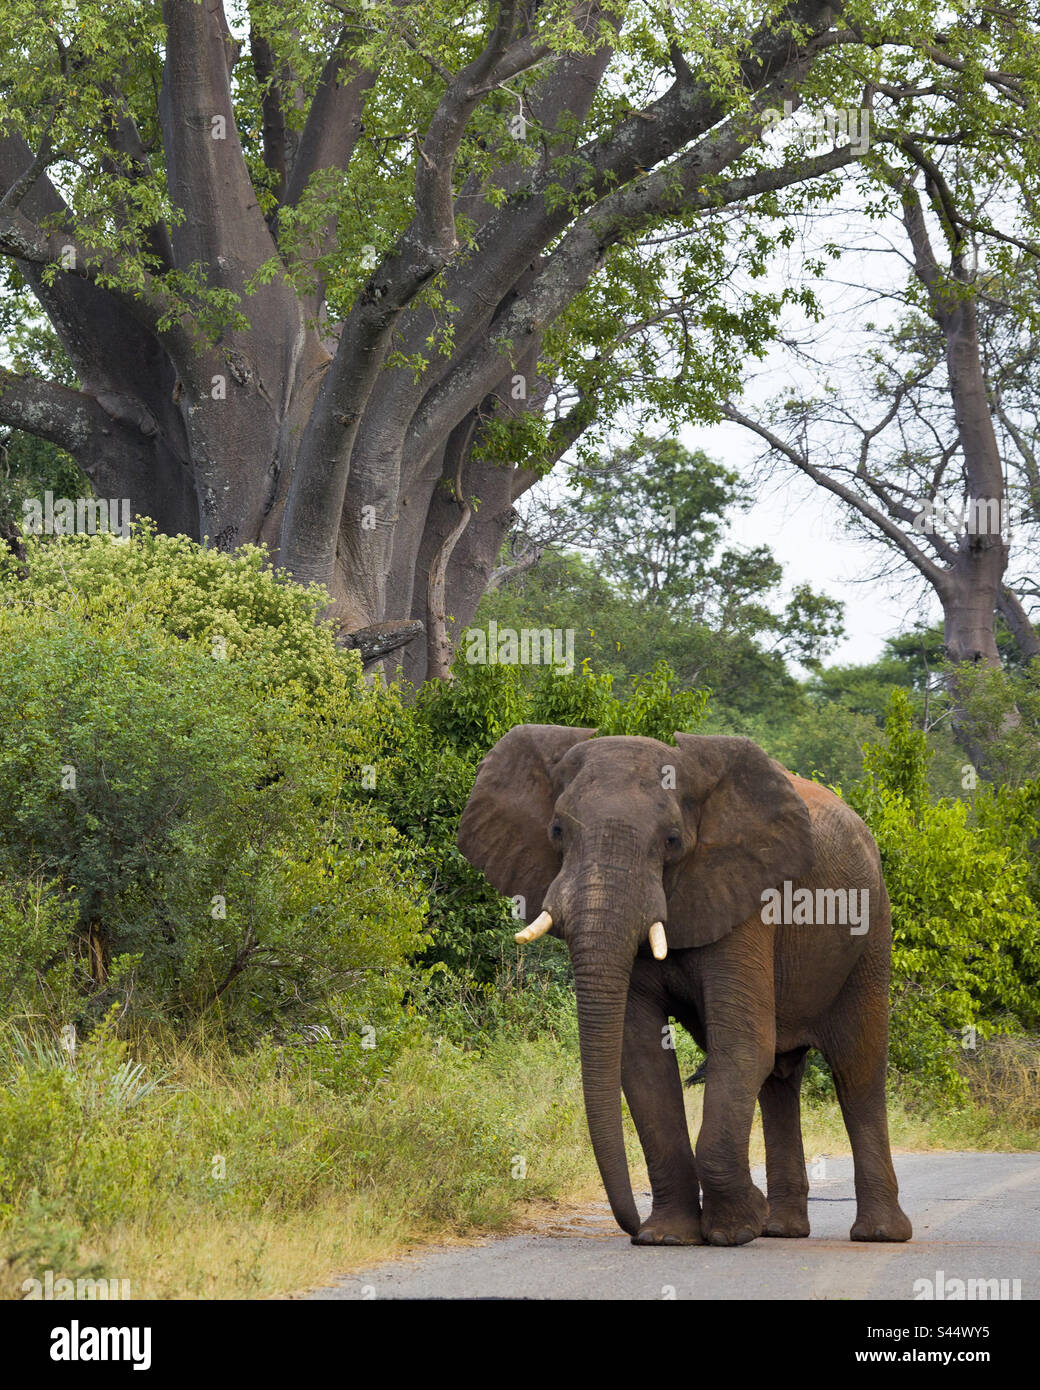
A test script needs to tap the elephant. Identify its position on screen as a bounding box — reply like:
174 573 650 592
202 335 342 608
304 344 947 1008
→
457 725 912 1248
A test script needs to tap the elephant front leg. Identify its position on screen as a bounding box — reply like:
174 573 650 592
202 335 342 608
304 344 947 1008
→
695 929 775 1246
696 1048 772 1246
621 973 703 1246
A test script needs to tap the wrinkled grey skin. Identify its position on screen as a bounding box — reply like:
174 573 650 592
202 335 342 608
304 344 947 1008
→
457 727 911 1247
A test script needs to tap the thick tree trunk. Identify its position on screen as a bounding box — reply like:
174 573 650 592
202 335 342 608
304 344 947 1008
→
941 298 1009 663
935 298 1029 767
0 0 871 683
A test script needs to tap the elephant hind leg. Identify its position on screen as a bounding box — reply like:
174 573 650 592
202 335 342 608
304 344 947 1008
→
759 1047 811 1237
818 963 912 1243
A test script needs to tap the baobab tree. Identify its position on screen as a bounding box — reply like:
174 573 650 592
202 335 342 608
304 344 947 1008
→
1 0 1038 681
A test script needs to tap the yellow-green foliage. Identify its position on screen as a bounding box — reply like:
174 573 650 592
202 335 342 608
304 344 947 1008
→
0 523 348 693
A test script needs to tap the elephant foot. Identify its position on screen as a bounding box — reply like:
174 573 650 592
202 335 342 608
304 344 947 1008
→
632 1207 704 1247
701 1184 768 1247
763 1202 810 1238
850 1206 912 1243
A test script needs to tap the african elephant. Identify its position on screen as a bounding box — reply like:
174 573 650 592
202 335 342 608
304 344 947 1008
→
457 726 912 1247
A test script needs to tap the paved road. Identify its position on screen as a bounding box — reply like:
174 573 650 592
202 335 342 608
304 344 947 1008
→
307 1152 1039 1300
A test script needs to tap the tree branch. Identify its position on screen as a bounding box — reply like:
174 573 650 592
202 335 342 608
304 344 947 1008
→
405 72 858 457
721 401 950 592
426 425 473 681
159 0 278 281
998 584 1040 661
0 204 191 358
280 0 544 586
251 29 291 203
383 0 839 501
0 367 142 458
0 112 60 216
96 77 176 270
333 618 425 664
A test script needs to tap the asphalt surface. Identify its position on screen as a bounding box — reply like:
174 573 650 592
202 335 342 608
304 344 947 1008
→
306 1152 1039 1300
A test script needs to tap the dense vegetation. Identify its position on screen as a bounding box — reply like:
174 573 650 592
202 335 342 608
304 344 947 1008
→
0 521 1037 1297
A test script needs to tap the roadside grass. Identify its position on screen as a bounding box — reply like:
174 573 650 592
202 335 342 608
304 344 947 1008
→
1 1023 1036 1300
0 1021 603 1300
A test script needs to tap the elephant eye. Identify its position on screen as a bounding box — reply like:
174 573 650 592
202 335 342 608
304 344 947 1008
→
665 832 682 851
550 822 563 841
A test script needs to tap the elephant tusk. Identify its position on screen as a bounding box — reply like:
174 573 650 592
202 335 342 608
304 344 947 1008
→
649 921 668 960
515 910 553 944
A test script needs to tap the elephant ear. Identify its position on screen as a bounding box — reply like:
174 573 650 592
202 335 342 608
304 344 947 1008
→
664 734 815 948
457 723 596 923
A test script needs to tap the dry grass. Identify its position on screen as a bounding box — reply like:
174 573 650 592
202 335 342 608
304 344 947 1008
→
960 1036 1040 1132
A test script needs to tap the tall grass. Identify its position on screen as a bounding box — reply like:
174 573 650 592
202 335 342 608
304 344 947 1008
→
2 1017 1036 1300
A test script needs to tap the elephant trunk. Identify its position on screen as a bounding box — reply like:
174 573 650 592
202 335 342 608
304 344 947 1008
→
569 933 641 1238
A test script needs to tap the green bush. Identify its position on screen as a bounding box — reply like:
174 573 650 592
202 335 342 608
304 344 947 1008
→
413 653 709 760
0 522 348 693
0 877 78 1016
849 692 1040 1098
945 658 1040 786
0 537 429 1035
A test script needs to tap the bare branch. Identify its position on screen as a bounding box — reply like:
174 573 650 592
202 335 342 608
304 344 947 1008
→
334 618 425 664
721 401 949 592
